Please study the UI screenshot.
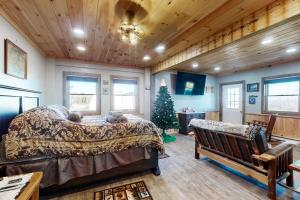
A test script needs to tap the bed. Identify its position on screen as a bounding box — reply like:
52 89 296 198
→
0 85 163 192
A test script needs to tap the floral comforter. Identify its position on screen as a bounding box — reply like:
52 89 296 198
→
5 105 164 160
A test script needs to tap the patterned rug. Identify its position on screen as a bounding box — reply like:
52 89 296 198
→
94 181 153 200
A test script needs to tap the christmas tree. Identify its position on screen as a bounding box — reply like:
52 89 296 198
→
152 85 178 143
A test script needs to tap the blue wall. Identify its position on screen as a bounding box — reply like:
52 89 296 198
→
153 71 218 112
218 60 300 114
152 60 300 115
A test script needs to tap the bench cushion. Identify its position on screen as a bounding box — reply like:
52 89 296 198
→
189 119 250 136
190 119 269 155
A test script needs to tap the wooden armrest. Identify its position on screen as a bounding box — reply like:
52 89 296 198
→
252 154 276 162
265 142 294 157
252 142 294 162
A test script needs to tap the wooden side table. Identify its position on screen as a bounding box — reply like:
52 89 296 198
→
177 112 205 134
17 172 43 200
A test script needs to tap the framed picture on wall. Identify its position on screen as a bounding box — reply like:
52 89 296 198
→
4 39 27 79
247 83 259 92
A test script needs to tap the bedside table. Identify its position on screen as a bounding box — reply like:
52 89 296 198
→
17 172 43 200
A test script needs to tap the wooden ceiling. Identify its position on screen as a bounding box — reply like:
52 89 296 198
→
172 15 300 76
0 0 276 67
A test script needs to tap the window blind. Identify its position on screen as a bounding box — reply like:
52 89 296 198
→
67 76 98 83
112 79 137 84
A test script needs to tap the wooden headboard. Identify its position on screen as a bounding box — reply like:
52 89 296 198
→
0 85 41 139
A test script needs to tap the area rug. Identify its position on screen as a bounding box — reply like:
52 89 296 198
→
94 181 153 200
159 153 170 159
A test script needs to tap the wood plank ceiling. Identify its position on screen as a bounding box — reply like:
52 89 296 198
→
0 0 276 68
172 15 300 75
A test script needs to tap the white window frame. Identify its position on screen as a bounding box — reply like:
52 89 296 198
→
227 87 240 109
110 76 139 114
262 74 300 115
63 72 101 115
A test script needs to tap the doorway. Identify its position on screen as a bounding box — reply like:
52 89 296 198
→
220 81 245 124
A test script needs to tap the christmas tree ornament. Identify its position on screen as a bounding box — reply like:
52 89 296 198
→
151 86 178 143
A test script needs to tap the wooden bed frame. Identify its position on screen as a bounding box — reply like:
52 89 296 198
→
0 84 160 192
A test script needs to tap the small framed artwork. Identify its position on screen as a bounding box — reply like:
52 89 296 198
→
249 96 256 104
4 39 27 79
247 83 259 92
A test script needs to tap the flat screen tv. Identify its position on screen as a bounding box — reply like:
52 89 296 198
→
175 72 206 95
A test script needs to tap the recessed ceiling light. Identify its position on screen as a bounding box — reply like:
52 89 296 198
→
286 47 297 53
73 28 84 36
261 37 273 45
155 44 165 53
214 66 221 71
77 45 86 51
143 55 151 61
192 63 199 68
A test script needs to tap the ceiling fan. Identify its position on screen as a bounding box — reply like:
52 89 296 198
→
115 0 149 45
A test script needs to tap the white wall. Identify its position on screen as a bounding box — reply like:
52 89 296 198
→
153 71 218 112
0 16 46 101
45 59 151 118
218 60 300 114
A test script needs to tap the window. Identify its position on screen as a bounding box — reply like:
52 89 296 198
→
64 73 100 114
111 77 139 113
263 75 300 114
227 87 240 109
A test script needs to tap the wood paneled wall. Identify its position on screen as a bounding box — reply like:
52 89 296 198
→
245 113 300 140
205 111 220 121
152 0 300 74
203 112 300 140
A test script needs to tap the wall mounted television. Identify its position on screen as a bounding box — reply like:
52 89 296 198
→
175 72 206 95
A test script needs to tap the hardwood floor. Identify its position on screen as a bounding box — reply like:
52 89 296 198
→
42 134 300 200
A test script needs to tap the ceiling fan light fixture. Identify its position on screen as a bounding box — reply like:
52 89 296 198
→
119 23 142 45
118 10 143 45
130 38 138 45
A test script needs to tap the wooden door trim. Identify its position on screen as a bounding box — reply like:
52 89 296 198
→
219 81 246 124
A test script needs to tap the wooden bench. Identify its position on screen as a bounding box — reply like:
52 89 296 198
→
192 124 294 200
